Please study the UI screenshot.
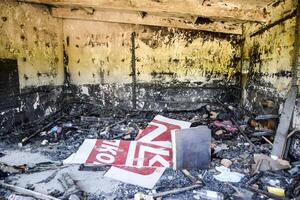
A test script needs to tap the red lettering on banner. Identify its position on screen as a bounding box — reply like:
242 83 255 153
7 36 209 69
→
97 144 118 155
95 153 115 164
117 117 179 175
137 145 170 167
135 120 181 143
104 115 191 188
65 116 191 188
86 140 124 165
85 140 172 167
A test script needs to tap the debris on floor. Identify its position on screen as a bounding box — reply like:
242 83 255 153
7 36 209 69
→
0 102 299 199
213 166 245 183
193 189 224 200
252 154 291 172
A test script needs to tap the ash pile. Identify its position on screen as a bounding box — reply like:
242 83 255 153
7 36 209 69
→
0 99 299 200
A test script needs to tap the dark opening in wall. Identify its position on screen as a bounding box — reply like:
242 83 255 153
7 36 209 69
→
195 17 214 25
0 59 20 111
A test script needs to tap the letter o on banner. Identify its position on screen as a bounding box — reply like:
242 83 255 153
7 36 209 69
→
96 153 115 164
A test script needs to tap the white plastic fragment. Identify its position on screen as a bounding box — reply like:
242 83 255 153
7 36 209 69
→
213 166 245 183
134 193 154 200
41 139 48 146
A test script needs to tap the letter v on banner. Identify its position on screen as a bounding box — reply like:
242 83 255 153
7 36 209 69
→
105 115 191 188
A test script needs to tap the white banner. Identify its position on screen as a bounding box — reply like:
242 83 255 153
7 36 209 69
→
105 115 191 188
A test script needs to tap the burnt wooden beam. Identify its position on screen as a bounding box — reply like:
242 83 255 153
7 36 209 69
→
130 32 137 109
271 86 297 158
250 9 297 37
0 181 60 200
18 0 266 23
50 7 242 34
291 3 300 86
152 184 202 198
272 4 300 158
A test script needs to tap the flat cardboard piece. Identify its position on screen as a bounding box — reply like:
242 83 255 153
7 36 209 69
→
172 126 211 170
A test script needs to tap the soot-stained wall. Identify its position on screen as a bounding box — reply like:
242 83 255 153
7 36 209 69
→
1 0 299 129
0 0 242 130
0 1 64 88
64 20 241 110
0 1 64 131
242 0 298 114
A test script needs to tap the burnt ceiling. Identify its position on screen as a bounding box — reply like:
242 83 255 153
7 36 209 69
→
17 0 278 34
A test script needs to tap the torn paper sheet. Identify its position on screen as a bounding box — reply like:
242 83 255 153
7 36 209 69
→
252 154 291 172
105 115 191 188
213 166 245 183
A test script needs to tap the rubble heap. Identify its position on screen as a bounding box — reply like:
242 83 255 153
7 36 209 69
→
0 100 299 200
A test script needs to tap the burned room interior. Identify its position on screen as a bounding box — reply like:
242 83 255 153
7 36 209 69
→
0 0 300 199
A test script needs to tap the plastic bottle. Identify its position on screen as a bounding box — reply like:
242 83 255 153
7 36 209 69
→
7 194 35 200
193 189 224 200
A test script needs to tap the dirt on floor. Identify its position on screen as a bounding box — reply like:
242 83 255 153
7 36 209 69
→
0 100 299 200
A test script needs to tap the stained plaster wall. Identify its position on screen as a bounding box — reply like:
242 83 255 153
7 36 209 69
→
64 20 241 110
242 0 299 114
0 0 64 130
0 0 242 130
0 0 64 88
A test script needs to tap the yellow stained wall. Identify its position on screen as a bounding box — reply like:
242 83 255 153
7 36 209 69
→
136 28 239 84
242 0 298 101
63 20 133 85
0 1 240 92
0 0 64 89
1 0 297 100
243 18 296 95
64 20 240 86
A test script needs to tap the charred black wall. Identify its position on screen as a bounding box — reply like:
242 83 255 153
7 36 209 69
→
0 59 63 133
0 59 20 111
63 22 242 111
68 82 240 112
0 85 63 133
242 0 298 115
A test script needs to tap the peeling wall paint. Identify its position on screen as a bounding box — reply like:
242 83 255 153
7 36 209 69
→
0 0 243 120
0 0 298 127
63 20 132 85
64 20 241 86
0 1 65 130
0 0 298 114
0 0 64 88
64 20 241 110
135 27 240 85
242 0 298 113
244 17 296 95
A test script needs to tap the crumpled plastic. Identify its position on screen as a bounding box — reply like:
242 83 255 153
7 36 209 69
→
252 154 291 172
213 120 238 133
213 166 245 183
